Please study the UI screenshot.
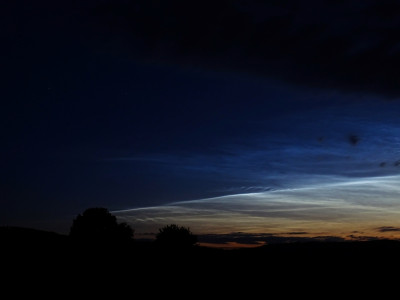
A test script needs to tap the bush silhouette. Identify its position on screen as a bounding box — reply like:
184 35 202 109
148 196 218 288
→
69 207 134 244
155 224 197 248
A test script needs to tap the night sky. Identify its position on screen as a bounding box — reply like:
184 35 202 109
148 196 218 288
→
2 0 400 247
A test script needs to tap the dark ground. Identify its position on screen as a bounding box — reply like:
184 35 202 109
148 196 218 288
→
2 226 399 296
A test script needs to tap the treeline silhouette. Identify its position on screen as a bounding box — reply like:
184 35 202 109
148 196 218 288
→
68 207 198 249
3 207 400 292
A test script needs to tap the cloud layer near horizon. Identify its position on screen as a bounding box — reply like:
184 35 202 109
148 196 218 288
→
114 175 400 245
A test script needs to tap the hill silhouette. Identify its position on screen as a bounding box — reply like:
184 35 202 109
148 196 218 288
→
1 226 69 253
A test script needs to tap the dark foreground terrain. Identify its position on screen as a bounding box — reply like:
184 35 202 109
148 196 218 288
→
2 226 399 296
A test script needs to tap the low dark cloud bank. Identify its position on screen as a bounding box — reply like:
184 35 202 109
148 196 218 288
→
377 226 400 232
198 231 400 246
198 232 348 246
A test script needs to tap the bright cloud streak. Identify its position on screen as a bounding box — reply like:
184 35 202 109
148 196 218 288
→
114 175 400 242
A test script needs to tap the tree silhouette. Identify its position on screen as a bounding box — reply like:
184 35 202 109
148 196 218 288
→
69 207 134 244
155 224 197 248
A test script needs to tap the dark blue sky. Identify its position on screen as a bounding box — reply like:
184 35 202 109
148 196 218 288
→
2 1 400 244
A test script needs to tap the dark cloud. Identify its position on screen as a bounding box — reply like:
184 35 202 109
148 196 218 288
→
377 226 400 232
4 1 400 98
84 0 400 98
347 234 381 241
199 232 400 246
198 232 348 246
348 134 360 146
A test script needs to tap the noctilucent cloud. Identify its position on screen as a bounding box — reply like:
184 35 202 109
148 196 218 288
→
2 1 400 247
112 96 400 245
